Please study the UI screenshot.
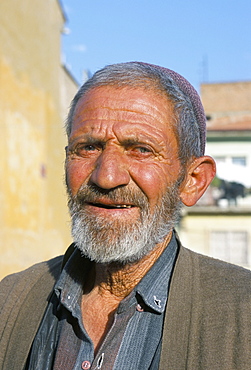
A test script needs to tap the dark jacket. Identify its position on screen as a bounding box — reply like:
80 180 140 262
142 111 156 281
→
1 244 251 369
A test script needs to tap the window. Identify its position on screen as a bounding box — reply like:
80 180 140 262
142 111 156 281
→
210 231 248 265
232 156 246 166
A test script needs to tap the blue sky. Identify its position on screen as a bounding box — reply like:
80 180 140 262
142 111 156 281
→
61 0 251 90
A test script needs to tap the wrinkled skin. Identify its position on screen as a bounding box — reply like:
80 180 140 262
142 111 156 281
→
66 86 182 219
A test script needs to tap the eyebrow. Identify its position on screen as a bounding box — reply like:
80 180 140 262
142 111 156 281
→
69 132 162 151
119 135 162 150
120 138 144 146
69 134 106 146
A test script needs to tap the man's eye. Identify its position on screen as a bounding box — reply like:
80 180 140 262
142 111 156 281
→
136 146 151 153
81 144 96 151
129 146 153 157
74 144 100 156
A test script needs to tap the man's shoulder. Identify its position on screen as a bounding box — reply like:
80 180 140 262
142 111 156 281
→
0 255 65 369
184 246 251 277
0 255 64 304
1 254 63 282
161 244 251 369
179 246 251 298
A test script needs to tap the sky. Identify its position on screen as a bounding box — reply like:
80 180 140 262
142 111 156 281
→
60 0 251 90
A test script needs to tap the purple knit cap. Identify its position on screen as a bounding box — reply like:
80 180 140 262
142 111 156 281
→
136 62 207 154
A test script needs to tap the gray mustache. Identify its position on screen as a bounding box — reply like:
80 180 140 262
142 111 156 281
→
72 184 149 209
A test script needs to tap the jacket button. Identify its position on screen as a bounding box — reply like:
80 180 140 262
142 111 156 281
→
82 360 91 369
136 303 144 312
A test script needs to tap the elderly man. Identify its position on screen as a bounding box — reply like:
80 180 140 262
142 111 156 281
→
1 62 251 369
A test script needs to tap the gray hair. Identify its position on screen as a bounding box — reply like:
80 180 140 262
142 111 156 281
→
65 62 206 166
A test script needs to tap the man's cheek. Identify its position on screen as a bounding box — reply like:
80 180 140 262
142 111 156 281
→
65 162 89 196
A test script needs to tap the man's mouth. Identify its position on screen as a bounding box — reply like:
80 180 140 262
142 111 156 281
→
87 202 134 209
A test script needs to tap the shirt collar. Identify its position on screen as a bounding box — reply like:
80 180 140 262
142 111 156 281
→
135 232 178 313
55 232 178 315
54 248 92 315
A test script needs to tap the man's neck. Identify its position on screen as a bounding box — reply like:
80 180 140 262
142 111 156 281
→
81 231 172 353
90 231 172 299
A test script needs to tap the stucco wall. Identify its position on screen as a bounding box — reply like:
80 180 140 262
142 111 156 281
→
0 0 78 279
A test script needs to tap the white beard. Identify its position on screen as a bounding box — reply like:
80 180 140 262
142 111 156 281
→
68 183 182 264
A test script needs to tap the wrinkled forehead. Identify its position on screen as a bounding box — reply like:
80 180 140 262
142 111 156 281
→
69 62 206 154
71 85 177 132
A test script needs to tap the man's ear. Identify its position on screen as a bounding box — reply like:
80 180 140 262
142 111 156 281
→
180 156 216 207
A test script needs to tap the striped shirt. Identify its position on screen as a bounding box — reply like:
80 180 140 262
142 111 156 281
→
27 233 178 370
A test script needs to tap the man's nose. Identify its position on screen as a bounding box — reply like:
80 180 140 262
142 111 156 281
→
89 148 130 190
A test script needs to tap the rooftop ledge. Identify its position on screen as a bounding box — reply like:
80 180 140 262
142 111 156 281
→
183 205 251 215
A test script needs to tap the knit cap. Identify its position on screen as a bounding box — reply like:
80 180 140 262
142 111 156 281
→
136 62 207 154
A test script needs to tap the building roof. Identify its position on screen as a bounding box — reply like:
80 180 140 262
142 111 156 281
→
207 116 251 132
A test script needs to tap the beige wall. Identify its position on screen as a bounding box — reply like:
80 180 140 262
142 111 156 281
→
179 211 251 269
0 0 78 279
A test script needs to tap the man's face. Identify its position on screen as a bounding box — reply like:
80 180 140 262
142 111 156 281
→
65 86 183 263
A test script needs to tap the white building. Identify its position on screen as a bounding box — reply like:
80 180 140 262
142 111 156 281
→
179 81 251 269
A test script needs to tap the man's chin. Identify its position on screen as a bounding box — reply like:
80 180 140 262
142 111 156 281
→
69 181 181 266
75 240 155 265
